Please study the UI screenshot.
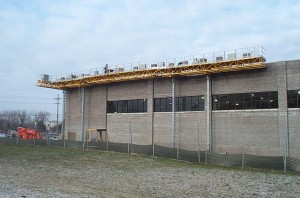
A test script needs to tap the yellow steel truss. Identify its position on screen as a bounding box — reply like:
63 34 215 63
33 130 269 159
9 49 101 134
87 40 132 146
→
37 56 266 90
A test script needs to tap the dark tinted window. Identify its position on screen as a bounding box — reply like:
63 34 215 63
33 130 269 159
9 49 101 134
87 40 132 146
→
288 90 300 108
213 91 278 110
107 99 147 113
155 96 205 112
107 101 117 113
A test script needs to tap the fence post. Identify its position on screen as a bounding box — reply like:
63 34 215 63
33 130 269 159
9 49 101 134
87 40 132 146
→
129 121 133 153
106 131 109 151
205 149 208 164
176 129 179 160
197 125 200 163
242 154 245 168
152 140 155 157
284 155 287 172
128 140 130 154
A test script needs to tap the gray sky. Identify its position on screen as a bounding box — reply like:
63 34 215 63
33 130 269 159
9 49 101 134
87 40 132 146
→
0 0 300 119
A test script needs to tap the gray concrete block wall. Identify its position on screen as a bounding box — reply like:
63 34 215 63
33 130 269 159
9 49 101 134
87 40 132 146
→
176 112 207 151
212 111 281 156
276 61 289 157
154 79 172 98
176 76 206 97
63 59 300 158
154 77 206 98
85 86 107 129
212 64 278 94
108 80 148 100
287 59 300 90
152 77 207 149
107 113 151 144
65 89 82 140
107 80 154 145
286 60 300 159
153 113 172 147
288 111 300 158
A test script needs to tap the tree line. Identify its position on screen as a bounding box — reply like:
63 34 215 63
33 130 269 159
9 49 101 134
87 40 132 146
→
0 110 51 132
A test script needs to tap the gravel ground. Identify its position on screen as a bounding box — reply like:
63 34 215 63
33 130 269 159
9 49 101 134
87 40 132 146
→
0 145 300 198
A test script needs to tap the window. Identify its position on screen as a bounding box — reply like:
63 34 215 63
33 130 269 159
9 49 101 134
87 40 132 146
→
107 99 147 113
185 96 192 111
160 98 167 112
107 101 117 113
176 97 184 111
212 91 278 110
122 100 128 113
154 95 205 112
154 98 161 112
288 90 300 108
166 98 172 112
117 101 123 113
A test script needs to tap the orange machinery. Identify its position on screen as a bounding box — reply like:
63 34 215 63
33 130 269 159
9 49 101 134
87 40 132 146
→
18 127 41 140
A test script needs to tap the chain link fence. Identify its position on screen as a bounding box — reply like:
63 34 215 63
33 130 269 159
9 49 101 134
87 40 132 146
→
1 132 299 173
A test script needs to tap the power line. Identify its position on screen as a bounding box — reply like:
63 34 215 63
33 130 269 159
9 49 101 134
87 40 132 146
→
0 95 55 99
0 101 56 104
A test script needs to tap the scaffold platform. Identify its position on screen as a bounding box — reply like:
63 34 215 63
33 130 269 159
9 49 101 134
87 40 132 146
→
37 47 266 90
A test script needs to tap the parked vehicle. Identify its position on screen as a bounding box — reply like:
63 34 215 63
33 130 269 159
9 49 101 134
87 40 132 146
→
0 133 6 138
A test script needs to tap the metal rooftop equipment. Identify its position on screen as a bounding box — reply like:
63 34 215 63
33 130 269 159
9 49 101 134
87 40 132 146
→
37 46 266 90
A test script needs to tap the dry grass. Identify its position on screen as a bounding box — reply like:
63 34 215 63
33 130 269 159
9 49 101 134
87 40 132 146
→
0 144 300 197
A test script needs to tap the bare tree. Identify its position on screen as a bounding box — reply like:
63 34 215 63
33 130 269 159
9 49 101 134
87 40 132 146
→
33 111 51 132
17 110 31 127
0 113 4 129
0 110 51 131
2 111 12 130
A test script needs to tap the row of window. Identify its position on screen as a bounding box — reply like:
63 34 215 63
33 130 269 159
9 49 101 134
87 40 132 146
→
107 99 147 113
107 90 300 113
154 96 205 112
212 91 278 110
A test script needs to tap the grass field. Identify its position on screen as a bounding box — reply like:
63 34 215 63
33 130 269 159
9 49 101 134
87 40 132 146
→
0 144 300 198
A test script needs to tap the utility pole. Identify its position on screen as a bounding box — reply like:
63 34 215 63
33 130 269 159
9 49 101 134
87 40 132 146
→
55 94 60 134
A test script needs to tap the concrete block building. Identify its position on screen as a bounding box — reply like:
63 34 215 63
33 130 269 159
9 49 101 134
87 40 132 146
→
37 47 300 158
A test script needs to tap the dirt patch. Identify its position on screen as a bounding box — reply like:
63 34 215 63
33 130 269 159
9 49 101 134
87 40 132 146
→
0 145 300 197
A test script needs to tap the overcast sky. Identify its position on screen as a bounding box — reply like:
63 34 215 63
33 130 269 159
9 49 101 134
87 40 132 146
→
0 0 300 120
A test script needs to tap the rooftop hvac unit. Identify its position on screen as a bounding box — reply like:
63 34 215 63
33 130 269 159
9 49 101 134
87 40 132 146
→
198 58 207 63
94 71 99 75
216 56 223 62
193 58 207 64
243 53 251 58
168 63 175 67
158 62 165 67
139 64 147 70
133 66 139 70
115 67 124 72
178 60 188 66
228 53 236 60
41 74 49 82
193 58 200 64
151 64 158 68
67 74 77 79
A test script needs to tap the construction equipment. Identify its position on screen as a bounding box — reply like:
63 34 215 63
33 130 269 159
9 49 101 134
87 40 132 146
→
18 127 41 140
